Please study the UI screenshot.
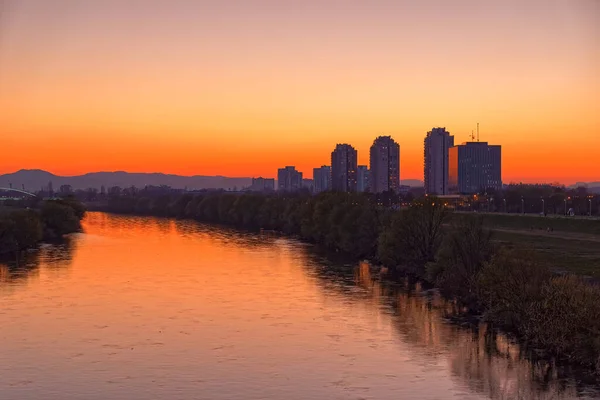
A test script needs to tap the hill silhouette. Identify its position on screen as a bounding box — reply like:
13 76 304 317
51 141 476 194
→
0 170 252 191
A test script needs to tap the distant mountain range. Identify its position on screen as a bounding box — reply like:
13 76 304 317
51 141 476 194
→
0 169 252 191
572 182 600 188
0 169 426 192
401 179 424 188
572 182 600 194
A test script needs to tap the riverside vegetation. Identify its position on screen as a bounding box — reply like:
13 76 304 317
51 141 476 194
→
0 198 86 255
101 191 600 371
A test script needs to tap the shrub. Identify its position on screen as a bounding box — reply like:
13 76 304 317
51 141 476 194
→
378 199 448 277
55 197 86 220
0 210 43 254
477 249 551 329
8 209 43 250
0 215 18 254
433 217 495 309
41 201 81 239
522 275 600 367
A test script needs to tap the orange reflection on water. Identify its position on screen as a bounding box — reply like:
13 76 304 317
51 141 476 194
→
0 212 597 400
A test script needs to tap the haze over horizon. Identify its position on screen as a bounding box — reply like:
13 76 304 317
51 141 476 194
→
1 0 598 184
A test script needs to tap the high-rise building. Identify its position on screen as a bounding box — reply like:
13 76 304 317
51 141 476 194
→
313 166 331 193
302 179 314 192
357 165 370 192
448 142 502 194
424 127 454 195
277 166 303 192
331 144 358 192
249 177 275 192
369 136 400 193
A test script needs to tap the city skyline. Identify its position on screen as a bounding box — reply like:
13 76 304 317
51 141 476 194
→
0 1 598 184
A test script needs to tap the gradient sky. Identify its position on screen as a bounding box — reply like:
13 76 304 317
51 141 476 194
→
0 0 598 183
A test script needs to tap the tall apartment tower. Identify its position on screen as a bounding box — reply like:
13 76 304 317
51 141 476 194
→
357 165 370 192
277 166 303 192
369 136 400 193
331 144 358 192
313 166 331 193
424 127 454 195
448 142 502 194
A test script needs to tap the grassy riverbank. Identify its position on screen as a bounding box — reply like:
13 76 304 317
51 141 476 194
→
97 191 600 371
448 213 600 278
450 212 600 235
0 198 86 256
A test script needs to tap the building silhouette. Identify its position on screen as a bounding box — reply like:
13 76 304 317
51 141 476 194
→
313 166 331 193
331 144 357 192
449 142 502 194
248 177 275 192
424 127 454 195
302 179 314 192
277 166 303 192
369 136 400 193
357 165 370 192
59 184 73 194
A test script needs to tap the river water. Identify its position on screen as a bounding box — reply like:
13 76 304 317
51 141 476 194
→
1 212 598 400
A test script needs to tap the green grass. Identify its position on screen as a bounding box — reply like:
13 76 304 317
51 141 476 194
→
492 230 600 279
451 212 600 235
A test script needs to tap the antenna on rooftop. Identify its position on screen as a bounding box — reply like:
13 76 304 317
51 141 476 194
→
477 122 480 142
470 130 475 141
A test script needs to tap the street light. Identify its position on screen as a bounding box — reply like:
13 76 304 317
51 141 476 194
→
521 197 524 214
503 198 507 213
590 197 593 216
564 198 567 216
541 198 545 215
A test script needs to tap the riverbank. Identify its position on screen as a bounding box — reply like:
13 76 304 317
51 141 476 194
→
93 192 600 372
0 198 86 256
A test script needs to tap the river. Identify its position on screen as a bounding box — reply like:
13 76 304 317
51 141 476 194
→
1 212 598 400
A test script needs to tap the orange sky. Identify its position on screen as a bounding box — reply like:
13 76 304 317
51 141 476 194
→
0 0 598 184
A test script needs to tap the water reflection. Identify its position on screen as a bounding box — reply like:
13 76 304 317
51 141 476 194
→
0 237 76 294
0 212 598 400
305 257 599 399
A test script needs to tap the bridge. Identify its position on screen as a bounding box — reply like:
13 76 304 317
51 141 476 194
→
0 187 37 197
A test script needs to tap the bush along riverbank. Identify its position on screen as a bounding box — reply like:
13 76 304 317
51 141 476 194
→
0 198 86 256
100 191 600 371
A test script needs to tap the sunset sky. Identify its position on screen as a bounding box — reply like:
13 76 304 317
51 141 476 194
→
0 0 598 184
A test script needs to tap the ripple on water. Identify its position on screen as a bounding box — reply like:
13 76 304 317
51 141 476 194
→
0 212 598 400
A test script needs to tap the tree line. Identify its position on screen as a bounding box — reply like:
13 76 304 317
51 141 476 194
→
0 198 86 255
100 191 600 371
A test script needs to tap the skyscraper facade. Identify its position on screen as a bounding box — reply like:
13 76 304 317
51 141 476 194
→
357 165 370 192
331 144 357 192
424 127 454 195
369 136 400 193
302 179 314 192
448 142 502 194
277 166 303 192
313 166 331 193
